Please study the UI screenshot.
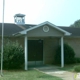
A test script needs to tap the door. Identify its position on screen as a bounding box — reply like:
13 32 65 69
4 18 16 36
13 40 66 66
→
28 40 43 66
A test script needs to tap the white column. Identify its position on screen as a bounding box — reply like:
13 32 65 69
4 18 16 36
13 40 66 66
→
61 37 64 68
24 35 28 70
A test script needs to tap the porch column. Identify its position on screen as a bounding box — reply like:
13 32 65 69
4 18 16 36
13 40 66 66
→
24 35 28 70
61 36 64 68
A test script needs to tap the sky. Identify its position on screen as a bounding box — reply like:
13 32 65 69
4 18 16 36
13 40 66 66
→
0 0 80 26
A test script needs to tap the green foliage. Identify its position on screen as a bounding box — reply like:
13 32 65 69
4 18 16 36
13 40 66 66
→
54 43 75 64
70 19 80 27
74 65 80 72
1 40 24 69
75 58 80 63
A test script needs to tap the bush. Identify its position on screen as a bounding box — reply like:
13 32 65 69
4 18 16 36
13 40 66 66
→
75 58 80 63
74 65 80 72
1 40 24 69
54 43 75 64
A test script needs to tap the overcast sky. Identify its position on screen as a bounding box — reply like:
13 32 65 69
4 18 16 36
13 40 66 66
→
0 0 80 26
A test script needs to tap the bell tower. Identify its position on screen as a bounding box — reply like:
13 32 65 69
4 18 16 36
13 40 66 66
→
14 13 25 25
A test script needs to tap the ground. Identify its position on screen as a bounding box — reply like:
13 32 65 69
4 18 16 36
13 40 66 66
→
34 65 80 80
0 64 80 80
0 70 62 80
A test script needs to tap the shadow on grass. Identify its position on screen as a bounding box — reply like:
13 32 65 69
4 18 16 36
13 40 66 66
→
58 64 80 72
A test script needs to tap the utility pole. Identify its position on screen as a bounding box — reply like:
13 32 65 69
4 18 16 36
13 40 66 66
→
1 0 5 76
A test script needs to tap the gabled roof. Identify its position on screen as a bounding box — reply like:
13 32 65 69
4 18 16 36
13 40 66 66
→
0 22 80 37
0 23 35 36
16 21 71 36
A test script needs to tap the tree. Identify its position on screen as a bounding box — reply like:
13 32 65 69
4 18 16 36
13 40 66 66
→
70 19 80 27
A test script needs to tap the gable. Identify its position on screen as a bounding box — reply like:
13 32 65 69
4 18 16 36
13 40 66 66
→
14 21 71 36
27 25 64 37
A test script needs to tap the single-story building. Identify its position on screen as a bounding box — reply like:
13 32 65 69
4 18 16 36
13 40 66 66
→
0 14 80 70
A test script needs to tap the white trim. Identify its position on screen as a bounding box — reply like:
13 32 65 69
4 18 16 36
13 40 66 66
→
15 21 71 36
24 35 28 70
61 37 64 68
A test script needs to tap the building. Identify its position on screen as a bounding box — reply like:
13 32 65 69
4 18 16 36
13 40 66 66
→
0 13 80 70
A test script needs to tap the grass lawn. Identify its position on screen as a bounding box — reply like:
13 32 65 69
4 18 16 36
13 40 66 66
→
0 70 62 80
58 63 80 72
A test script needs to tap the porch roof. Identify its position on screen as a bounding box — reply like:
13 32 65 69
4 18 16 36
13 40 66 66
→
14 21 71 36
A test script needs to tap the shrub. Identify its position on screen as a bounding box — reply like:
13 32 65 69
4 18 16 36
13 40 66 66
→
75 58 80 63
1 40 24 69
74 65 80 72
54 43 75 64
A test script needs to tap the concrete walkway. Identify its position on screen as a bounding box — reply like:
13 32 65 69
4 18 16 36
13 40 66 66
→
34 65 79 80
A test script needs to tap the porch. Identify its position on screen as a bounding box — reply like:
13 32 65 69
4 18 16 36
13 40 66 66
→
14 21 71 70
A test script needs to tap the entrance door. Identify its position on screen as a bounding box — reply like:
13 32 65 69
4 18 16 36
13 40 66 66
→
28 40 43 66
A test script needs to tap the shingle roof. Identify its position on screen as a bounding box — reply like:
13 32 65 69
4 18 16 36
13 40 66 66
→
0 23 80 37
0 23 36 36
21 24 36 29
60 27 80 36
0 23 23 36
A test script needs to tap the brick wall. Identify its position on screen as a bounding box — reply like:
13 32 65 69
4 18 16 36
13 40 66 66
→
43 37 60 64
64 37 80 57
2 37 80 65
